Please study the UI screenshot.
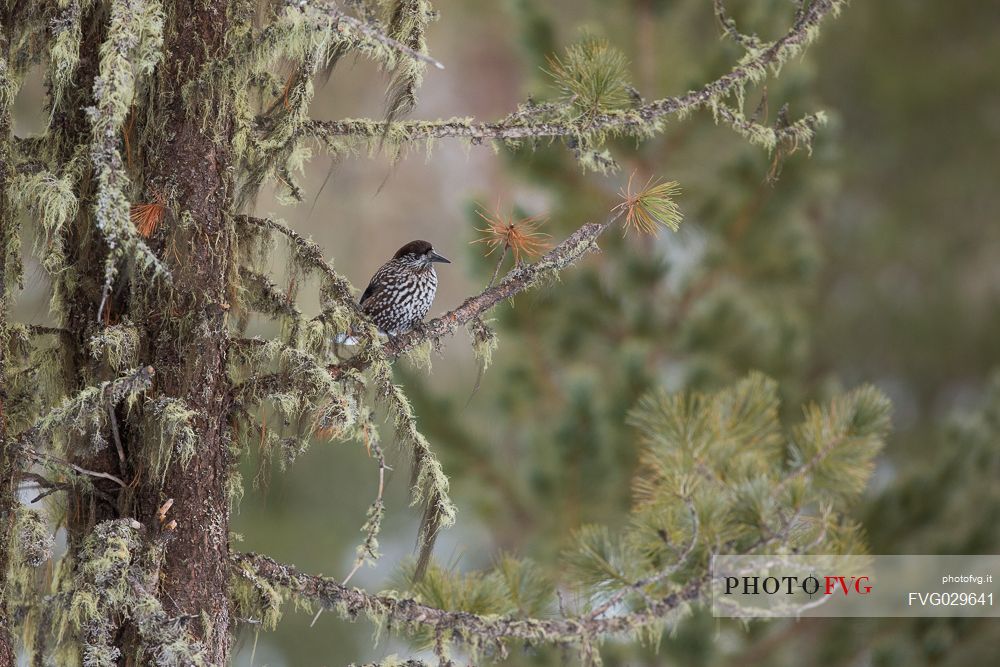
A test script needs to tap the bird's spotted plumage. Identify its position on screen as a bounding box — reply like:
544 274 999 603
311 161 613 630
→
359 240 450 336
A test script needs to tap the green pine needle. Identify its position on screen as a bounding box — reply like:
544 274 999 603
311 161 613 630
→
547 36 632 115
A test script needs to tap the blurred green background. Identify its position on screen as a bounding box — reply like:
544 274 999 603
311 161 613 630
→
13 0 1000 665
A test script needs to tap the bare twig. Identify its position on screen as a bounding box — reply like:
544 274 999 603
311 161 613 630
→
107 400 125 466
19 472 116 505
311 430 388 627
18 472 70 503
713 0 764 49
21 447 128 489
487 246 508 288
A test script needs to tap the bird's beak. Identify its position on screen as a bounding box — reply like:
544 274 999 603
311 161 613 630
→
428 250 451 264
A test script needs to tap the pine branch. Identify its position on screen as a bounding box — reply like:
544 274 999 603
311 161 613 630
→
305 0 840 148
233 551 704 644
237 213 639 583
306 109 820 147
240 213 613 374
236 215 455 579
587 498 699 620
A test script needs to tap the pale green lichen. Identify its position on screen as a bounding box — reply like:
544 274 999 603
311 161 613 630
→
61 519 208 666
89 319 140 371
32 366 155 455
369 354 455 580
13 506 54 568
383 0 435 122
47 0 93 115
402 338 434 372
10 170 79 276
145 397 199 484
231 561 284 631
468 317 498 372
89 0 169 318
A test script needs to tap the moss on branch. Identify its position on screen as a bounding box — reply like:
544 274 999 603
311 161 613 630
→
304 0 842 163
233 550 702 651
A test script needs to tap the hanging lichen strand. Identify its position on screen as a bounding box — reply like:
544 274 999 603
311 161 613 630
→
89 0 168 322
0 1 871 666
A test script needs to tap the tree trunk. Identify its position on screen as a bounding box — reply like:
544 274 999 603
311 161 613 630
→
57 2 236 664
126 2 236 663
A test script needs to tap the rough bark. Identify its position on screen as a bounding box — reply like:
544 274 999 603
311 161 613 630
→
126 2 236 663
45 2 236 664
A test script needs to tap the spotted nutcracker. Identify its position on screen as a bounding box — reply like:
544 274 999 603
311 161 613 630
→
355 240 450 338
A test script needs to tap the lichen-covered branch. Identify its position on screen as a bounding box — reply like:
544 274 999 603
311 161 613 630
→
306 0 840 154
308 107 821 150
317 219 616 579
713 0 764 50
240 216 616 582
236 214 370 335
235 215 453 581
231 377 890 660
14 365 156 457
233 551 702 647
310 0 443 71
369 358 454 582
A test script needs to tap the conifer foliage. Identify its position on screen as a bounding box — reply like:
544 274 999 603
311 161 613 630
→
0 1 879 665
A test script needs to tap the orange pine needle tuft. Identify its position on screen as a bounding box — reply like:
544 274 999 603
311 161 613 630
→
616 172 683 235
130 202 167 238
471 205 551 264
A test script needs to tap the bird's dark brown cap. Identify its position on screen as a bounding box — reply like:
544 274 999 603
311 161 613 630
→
393 240 433 258
393 240 449 263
